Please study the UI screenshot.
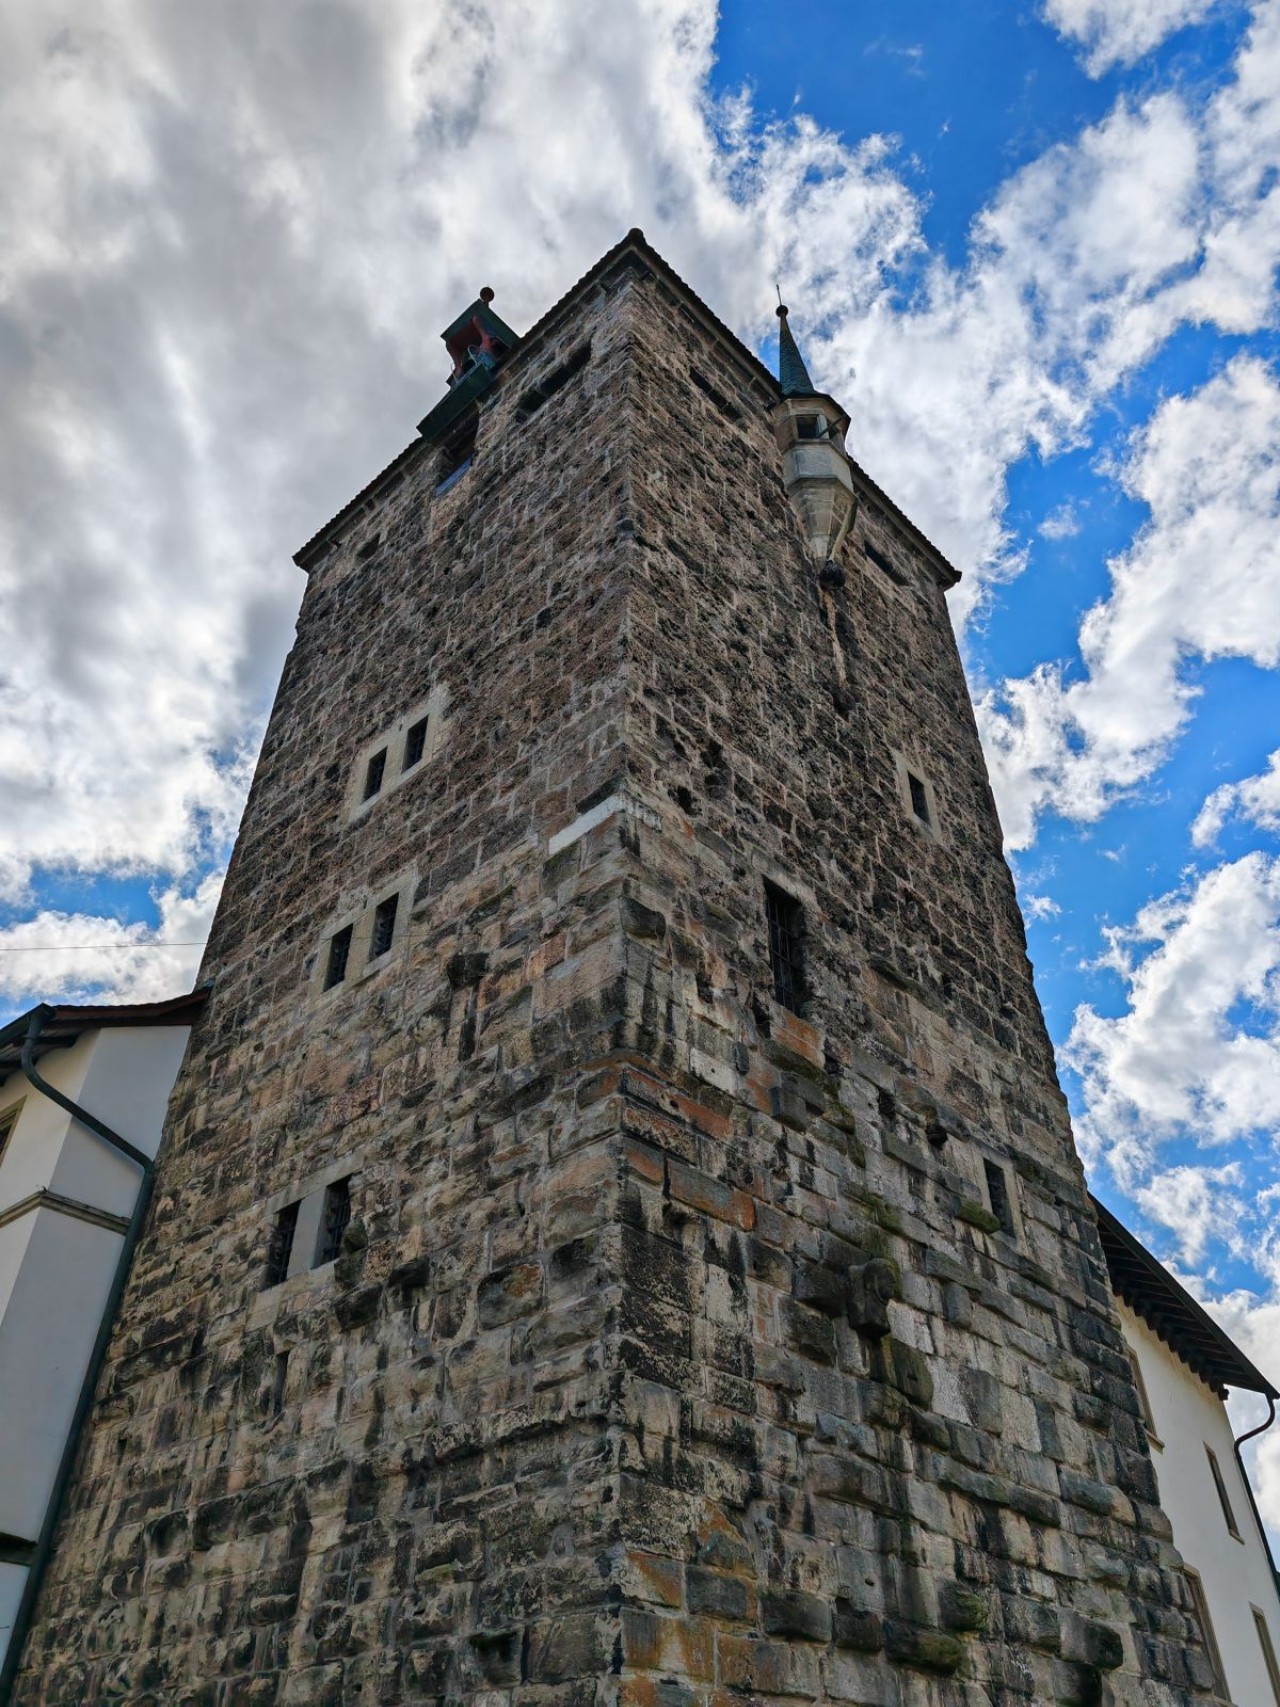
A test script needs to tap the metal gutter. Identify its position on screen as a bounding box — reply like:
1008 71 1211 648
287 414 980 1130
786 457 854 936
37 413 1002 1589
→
1234 1397 1280 1605
0 1010 158 1702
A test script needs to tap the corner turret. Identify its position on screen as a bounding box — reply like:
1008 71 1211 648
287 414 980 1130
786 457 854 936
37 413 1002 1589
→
771 304 856 566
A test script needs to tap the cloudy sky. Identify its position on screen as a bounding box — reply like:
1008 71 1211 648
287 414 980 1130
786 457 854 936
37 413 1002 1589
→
4 0 1280 1514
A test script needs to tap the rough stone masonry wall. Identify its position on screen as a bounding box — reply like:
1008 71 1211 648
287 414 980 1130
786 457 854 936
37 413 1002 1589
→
13 269 653 1705
15 243 1214 1707
594 270 1217 1704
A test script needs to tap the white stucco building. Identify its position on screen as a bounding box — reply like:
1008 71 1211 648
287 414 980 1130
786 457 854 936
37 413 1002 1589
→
1096 1196 1280 1706
0 993 204 1672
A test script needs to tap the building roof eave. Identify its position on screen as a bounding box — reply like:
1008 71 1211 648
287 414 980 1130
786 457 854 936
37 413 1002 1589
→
0 988 209 1079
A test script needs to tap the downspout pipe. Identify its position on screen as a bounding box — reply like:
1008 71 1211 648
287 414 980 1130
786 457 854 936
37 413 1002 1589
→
0 1009 157 1704
1234 1393 1280 1604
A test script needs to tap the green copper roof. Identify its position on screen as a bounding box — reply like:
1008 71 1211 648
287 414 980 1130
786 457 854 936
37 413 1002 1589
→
776 305 818 398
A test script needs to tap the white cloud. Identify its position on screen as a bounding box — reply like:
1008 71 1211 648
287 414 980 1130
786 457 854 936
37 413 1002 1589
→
1195 750 1280 844
980 357 1280 848
1042 0 1221 75
1023 892 1061 920
1068 853 1280 1191
1 0 1279 1006
0 873 220 1009
1039 502 1082 539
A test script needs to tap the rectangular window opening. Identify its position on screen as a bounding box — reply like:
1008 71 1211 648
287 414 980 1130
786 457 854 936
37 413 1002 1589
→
908 771 931 826
1185 1568 1231 1702
983 1159 1015 1236
690 367 743 423
363 749 387 801
866 542 907 585
1205 1445 1243 1540
0 1106 18 1165
369 893 398 961
764 880 807 1016
1252 1606 1280 1706
403 716 428 772
324 925 353 990
516 342 592 422
316 1178 352 1266
796 414 823 440
264 1201 299 1289
435 416 478 494
1128 1351 1160 1442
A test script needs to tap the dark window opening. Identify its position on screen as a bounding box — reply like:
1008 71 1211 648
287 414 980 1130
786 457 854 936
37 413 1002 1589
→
403 716 428 771
796 414 824 441
983 1159 1014 1235
516 342 592 422
1206 1445 1242 1540
0 1107 17 1165
1186 1568 1230 1702
324 925 353 990
435 416 478 495
363 749 387 800
690 368 743 423
908 771 931 825
357 531 381 560
1129 1351 1159 1440
764 881 807 1015
370 893 398 961
270 1351 290 1416
866 542 907 584
264 1201 299 1289
0 1532 36 1568
1253 1607 1280 1705
316 1178 351 1266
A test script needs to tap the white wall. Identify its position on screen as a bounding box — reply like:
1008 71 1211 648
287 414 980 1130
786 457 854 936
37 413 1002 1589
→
0 1023 192 1545
1121 1300 1280 1705
0 1561 28 1672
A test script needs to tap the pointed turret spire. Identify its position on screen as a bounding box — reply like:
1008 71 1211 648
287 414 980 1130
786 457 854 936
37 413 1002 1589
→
776 303 818 398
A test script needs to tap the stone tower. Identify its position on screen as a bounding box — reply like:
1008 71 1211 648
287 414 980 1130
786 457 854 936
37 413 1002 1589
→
11 233 1216 1705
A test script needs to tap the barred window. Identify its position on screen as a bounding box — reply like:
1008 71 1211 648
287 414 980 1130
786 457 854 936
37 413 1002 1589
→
369 893 398 961
324 925 353 990
264 1201 299 1289
765 881 806 1015
316 1178 351 1266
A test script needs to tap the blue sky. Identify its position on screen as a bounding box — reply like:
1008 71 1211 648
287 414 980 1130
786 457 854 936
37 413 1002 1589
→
2 0 1280 1498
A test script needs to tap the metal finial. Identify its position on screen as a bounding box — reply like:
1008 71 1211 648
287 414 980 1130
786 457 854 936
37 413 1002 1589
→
479 286 495 303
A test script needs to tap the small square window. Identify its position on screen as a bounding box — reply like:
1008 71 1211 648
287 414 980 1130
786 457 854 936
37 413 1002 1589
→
796 414 823 440
764 880 806 1015
369 893 398 961
908 771 931 825
324 925 353 990
264 1201 299 1289
363 749 387 800
316 1178 351 1266
403 717 428 771
983 1159 1015 1236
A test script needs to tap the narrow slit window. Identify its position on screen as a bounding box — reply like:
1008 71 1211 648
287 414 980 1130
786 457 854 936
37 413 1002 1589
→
1185 1568 1230 1702
315 1178 351 1266
0 1106 18 1166
908 771 931 826
1128 1351 1160 1442
264 1201 299 1289
983 1159 1014 1236
369 893 398 961
764 881 806 1015
403 716 428 771
1252 1606 1280 1705
363 749 387 800
270 1351 290 1417
516 342 592 422
1205 1445 1242 1540
324 925 353 990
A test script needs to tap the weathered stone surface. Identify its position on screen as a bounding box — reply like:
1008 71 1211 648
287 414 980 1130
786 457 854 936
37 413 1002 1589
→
13 233 1215 1704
